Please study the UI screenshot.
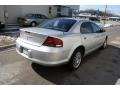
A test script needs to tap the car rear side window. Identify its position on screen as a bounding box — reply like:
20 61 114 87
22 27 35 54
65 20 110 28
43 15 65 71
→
32 14 41 19
41 15 47 19
80 22 93 34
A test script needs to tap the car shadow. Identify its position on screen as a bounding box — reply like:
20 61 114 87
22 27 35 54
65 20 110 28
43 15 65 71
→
31 45 120 85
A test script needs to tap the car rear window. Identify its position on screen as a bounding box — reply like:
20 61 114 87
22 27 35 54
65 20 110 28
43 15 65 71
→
38 18 77 32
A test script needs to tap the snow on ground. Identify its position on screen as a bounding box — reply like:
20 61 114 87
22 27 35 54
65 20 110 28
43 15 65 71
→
0 36 16 46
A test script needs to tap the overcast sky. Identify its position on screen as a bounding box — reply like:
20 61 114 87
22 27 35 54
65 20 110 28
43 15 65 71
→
80 5 120 15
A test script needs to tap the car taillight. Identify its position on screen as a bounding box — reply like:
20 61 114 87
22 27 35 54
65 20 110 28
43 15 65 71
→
43 36 63 47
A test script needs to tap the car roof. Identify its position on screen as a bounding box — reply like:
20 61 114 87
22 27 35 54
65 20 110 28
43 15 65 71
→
53 17 90 22
27 13 45 15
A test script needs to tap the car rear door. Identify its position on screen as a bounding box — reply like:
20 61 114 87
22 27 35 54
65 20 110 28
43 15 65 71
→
80 22 98 53
91 22 106 47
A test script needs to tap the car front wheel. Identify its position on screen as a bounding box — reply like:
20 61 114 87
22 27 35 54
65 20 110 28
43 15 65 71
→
101 38 107 49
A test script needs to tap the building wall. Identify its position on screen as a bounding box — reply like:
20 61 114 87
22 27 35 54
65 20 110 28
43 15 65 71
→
5 5 22 24
0 5 80 24
48 5 69 18
51 5 80 17
0 5 5 23
6 5 50 23
20 5 80 19
5 5 49 24
50 6 57 18
21 5 49 17
66 5 80 10
61 7 69 16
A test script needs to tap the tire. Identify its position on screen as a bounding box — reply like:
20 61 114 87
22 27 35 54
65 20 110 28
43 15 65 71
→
101 38 107 49
68 49 83 70
31 22 37 27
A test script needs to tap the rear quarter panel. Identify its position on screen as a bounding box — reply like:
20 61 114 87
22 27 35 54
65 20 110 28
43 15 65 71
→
61 33 83 61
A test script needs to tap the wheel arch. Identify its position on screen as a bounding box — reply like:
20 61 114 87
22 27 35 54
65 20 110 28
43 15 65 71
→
31 21 37 26
67 45 85 62
75 45 85 56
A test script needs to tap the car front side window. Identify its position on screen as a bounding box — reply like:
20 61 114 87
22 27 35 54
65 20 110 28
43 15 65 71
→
37 14 42 19
91 23 101 33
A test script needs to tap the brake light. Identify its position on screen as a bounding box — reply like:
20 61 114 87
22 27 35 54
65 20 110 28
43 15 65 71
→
43 36 63 47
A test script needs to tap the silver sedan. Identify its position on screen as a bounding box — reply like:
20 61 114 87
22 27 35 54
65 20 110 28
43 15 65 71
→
16 18 108 70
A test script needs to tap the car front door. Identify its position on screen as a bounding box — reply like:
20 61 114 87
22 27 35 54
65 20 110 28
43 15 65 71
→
80 22 98 54
37 14 47 24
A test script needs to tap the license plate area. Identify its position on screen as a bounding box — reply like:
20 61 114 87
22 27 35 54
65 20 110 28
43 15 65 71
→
21 31 46 45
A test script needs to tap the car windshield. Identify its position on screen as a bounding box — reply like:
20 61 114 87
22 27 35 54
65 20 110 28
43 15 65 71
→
37 18 77 32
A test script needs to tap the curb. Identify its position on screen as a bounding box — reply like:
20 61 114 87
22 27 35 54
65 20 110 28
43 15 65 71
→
0 43 16 51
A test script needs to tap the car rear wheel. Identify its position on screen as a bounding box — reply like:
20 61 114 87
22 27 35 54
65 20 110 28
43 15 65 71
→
68 49 83 70
31 22 37 27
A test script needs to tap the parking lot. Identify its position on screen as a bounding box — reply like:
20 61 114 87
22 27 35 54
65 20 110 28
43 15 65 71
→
0 25 120 85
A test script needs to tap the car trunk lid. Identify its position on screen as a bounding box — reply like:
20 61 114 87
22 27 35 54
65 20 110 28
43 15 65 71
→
20 27 64 46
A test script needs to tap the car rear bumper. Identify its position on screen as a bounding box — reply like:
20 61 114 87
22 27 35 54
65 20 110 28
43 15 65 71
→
16 38 69 66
